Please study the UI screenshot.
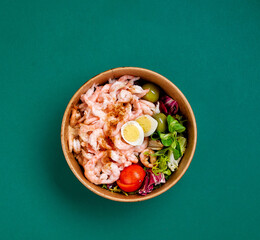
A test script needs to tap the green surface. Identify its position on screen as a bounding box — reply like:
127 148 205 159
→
1 0 260 239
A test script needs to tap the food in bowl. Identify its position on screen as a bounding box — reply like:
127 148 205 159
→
68 75 187 196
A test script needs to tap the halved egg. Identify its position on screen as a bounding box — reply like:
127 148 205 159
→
135 115 158 137
121 121 144 146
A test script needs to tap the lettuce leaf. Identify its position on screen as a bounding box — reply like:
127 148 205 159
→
167 115 186 133
167 150 179 171
177 136 187 155
152 154 172 176
138 170 166 196
158 132 173 146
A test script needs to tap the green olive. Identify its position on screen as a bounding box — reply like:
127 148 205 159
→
153 113 167 132
142 83 160 103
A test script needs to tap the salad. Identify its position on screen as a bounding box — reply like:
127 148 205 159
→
68 75 187 196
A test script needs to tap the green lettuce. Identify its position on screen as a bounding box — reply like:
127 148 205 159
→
167 115 186 133
152 154 172 176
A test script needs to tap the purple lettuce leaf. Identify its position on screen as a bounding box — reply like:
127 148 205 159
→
159 96 178 115
138 170 165 196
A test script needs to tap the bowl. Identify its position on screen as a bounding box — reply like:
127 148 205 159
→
61 67 197 202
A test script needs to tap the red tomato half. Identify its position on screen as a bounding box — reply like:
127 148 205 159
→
117 165 146 192
117 180 142 192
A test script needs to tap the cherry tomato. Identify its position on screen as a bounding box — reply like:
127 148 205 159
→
117 180 142 192
117 165 146 192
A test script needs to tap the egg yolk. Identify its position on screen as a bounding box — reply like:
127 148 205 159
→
136 116 151 134
123 124 140 142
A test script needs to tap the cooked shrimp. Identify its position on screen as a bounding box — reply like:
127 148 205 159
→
100 84 111 93
110 103 131 136
129 85 144 94
89 129 103 151
100 94 114 110
86 144 98 154
99 162 120 184
84 99 106 119
129 96 142 120
129 85 149 98
129 76 140 85
78 103 88 111
89 86 101 102
101 156 111 165
81 84 95 100
81 149 93 161
70 108 80 127
124 76 140 87
80 122 102 133
84 117 99 125
117 90 132 103
140 148 157 168
78 131 89 143
76 151 92 166
154 101 160 114
134 89 149 98
107 150 120 162
112 133 133 150
77 115 86 123
75 154 84 166
83 108 91 119
98 136 112 150
84 151 107 184
125 152 138 163
73 139 81 154
68 126 78 152
110 81 126 93
118 75 136 82
133 137 149 153
140 102 154 115
139 99 156 109
119 160 132 169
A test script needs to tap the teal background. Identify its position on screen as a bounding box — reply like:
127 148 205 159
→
1 0 260 239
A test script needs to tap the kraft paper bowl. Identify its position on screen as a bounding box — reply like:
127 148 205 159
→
61 67 197 202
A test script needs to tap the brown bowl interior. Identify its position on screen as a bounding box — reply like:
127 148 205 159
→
61 67 197 202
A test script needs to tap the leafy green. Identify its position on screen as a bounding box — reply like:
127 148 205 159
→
173 141 181 159
108 186 128 196
108 186 121 193
151 131 160 140
159 132 173 146
175 114 187 125
102 184 108 190
167 115 186 133
177 136 187 155
122 191 128 196
149 114 187 182
152 147 170 156
165 174 171 181
152 154 172 176
164 169 172 175
170 140 176 149
167 150 179 171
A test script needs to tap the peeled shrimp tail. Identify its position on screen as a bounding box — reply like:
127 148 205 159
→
112 134 133 150
83 151 107 185
99 162 120 184
140 149 156 168
133 137 149 153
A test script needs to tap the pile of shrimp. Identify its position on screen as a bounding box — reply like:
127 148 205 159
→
68 75 157 185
